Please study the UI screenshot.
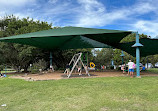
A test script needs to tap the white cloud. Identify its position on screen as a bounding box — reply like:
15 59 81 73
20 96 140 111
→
43 2 72 15
132 20 158 38
0 0 36 7
0 0 37 19
77 0 105 12
132 2 157 14
73 0 130 27
75 10 127 27
74 0 106 27
69 0 158 37
74 0 158 27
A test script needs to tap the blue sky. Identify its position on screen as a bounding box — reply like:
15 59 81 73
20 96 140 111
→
0 0 158 37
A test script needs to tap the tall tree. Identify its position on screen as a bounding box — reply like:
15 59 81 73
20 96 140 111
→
0 15 52 71
93 48 113 67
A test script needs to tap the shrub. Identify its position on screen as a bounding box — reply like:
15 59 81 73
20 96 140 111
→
29 59 48 74
110 66 114 69
31 69 39 74
0 65 4 70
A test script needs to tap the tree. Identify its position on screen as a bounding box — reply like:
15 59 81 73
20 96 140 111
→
141 55 158 67
0 15 52 72
93 48 135 68
120 33 148 43
93 48 113 68
113 49 135 66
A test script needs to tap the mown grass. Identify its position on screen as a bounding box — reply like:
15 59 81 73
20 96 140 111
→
0 76 158 111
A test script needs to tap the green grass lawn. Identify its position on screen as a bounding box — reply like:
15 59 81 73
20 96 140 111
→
0 76 158 111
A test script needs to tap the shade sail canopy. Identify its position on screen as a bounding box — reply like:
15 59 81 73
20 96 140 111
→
0 26 132 50
1 26 158 57
117 38 158 57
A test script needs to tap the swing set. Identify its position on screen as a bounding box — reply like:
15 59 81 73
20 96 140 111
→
64 53 90 78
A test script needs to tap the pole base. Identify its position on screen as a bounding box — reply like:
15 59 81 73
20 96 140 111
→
136 76 141 78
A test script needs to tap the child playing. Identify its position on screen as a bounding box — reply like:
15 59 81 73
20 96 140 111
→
121 64 125 73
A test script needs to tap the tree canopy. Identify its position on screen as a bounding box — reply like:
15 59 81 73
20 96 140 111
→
0 15 52 71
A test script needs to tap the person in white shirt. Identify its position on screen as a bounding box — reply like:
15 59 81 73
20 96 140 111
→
127 60 135 78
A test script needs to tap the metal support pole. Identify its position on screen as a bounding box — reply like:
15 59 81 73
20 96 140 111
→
136 47 140 77
87 52 88 67
136 32 140 77
132 32 143 77
147 57 148 69
111 60 114 66
5 66 6 74
50 52 54 72
120 50 125 65
50 52 52 68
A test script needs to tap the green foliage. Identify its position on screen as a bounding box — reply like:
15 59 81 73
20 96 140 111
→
0 65 4 70
120 33 148 43
94 48 135 67
113 49 135 65
0 15 52 72
147 68 158 73
29 59 47 74
0 15 52 37
141 54 158 66
30 69 39 74
110 66 114 69
94 48 113 67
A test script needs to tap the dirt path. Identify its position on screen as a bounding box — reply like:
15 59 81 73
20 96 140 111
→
10 70 158 81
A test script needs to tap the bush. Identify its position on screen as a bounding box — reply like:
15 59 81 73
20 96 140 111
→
28 59 48 74
116 66 121 70
31 69 39 74
57 67 65 70
110 66 114 69
0 65 4 70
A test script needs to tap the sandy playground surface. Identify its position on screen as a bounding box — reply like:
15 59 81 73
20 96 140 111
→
10 70 158 81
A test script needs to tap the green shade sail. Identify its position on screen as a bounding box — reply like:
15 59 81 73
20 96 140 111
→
0 26 132 50
1 26 158 57
117 38 158 57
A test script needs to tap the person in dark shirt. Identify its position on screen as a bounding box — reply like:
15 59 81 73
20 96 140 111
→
0 70 3 78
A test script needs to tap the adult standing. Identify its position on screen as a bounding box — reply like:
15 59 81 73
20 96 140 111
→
128 60 135 78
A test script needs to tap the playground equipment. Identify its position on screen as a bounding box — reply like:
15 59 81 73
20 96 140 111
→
90 62 95 68
64 53 90 78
